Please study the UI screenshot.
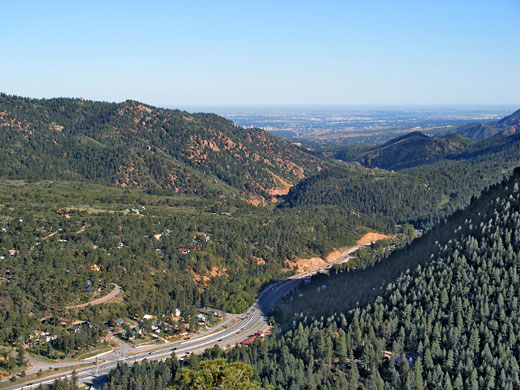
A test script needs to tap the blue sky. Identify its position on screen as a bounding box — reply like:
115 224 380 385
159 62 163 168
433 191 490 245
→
1 0 519 106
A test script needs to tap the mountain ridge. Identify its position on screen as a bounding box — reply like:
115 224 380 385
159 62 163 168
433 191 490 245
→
454 107 520 140
0 93 328 202
325 108 520 171
334 131 473 170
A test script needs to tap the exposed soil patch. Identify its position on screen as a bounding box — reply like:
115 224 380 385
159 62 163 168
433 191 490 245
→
285 232 392 274
253 256 266 265
191 270 202 283
209 266 227 278
192 267 228 285
244 197 266 207
325 249 343 263
356 232 391 245
284 257 327 273
268 171 293 196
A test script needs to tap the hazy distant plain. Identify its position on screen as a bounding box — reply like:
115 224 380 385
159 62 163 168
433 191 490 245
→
175 105 518 145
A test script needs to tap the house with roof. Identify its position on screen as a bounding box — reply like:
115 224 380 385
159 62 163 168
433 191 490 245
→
240 335 258 346
396 353 419 367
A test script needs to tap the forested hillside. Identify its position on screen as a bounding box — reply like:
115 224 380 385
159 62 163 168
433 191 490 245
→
331 132 472 170
328 130 520 174
0 180 392 346
281 165 448 224
322 108 520 173
0 93 327 202
4 93 520 388
455 108 520 140
103 167 520 389
284 134 520 226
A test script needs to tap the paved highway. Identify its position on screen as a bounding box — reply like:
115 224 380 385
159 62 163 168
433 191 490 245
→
4 244 365 389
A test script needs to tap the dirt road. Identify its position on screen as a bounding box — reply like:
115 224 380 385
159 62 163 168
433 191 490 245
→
66 284 121 310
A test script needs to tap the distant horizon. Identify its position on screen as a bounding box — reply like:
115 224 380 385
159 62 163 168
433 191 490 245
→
169 104 520 118
3 90 518 111
173 103 519 109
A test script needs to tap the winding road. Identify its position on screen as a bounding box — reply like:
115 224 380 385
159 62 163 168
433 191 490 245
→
3 244 367 389
66 284 121 310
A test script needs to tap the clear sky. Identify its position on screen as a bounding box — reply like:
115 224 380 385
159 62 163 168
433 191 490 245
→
1 0 519 106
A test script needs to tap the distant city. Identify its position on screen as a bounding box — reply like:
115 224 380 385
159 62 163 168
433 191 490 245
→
176 105 519 145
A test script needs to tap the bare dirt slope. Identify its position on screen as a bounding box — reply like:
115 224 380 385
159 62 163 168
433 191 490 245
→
285 232 391 273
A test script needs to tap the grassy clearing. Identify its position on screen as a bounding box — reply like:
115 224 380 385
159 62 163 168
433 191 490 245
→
72 344 114 361
29 342 115 364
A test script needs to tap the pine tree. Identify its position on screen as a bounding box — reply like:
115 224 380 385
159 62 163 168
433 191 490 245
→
347 362 359 390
